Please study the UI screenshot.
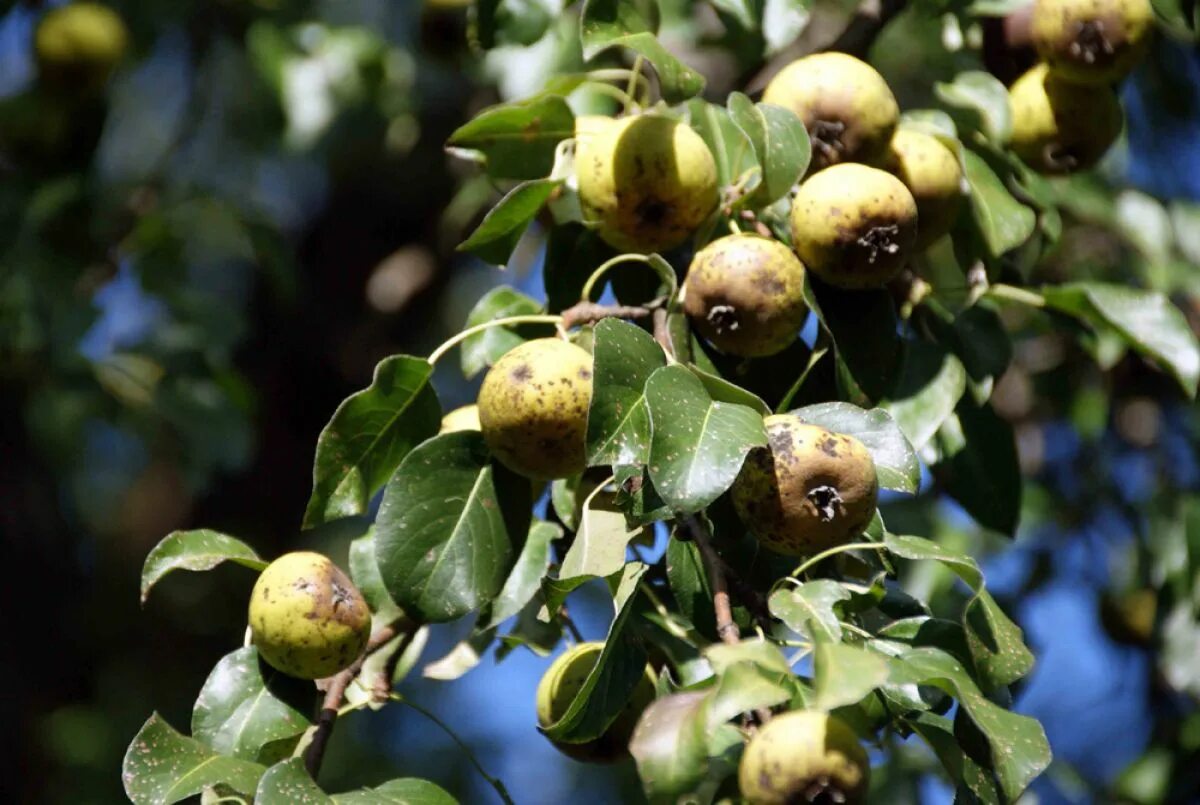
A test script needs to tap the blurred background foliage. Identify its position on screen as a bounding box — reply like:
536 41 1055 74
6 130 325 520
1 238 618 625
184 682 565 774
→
2 0 1199 803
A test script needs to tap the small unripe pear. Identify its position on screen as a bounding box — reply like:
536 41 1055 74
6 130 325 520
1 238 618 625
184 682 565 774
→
739 711 870 804
732 416 878 556
440 404 481 433
883 130 964 249
536 641 657 763
762 53 899 172
1032 0 1154 85
683 234 808 357
35 2 129 93
248 552 372 680
575 114 719 254
790 163 918 289
478 338 593 480
1009 63 1123 174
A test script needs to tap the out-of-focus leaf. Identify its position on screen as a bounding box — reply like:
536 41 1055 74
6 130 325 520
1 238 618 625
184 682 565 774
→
935 71 1012 143
728 93 811 206
769 580 851 643
580 0 706 102
629 691 710 799
813 642 890 711
141 530 265 604
962 150 1036 258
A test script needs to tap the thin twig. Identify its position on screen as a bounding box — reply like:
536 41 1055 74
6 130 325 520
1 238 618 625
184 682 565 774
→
682 516 740 645
304 622 409 779
652 308 673 357
390 694 517 805
560 605 585 643
559 300 654 329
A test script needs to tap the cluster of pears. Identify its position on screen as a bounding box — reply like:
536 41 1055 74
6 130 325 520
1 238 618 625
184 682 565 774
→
1009 0 1154 173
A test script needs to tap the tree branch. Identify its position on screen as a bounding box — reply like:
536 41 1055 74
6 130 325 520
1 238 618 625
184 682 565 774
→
682 516 741 645
559 300 654 330
304 622 412 780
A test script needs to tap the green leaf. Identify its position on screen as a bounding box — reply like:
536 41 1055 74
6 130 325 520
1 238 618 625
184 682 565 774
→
728 93 811 206
706 661 794 726
541 577 651 742
123 714 265 805
629 691 711 799
769 580 851 643
459 286 552 379
805 279 902 405
893 648 1052 801
962 150 1036 258
254 758 330 804
586 318 666 466
458 179 561 266
446 95 575 180
935 71 1012 143
688 365 771 416
1041 282 1200 396
560 486 641 580
336 778 458 805
932 400 1021 536
644 364 767 512
375 431 532 623
141 530 266 604
907 711 1004 804
580 0 706 103
487 520 559 627
885 534 1033 688
686 98 758 190
475 0 554 48
423 626 496 681
813 642 890 711
191 648 313 764
303 356 441 528
884 340 967 451
348 533 404 626
790 402 920 494
709 0 760 28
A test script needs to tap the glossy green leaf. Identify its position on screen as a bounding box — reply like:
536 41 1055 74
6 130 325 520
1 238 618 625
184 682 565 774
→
790 402 920 494
255 758 458 805
458 179 560 267
935 71 1012 143
884 340 967 451
932 399 1021 536
123 714 265 805
769 580 851 643
303 356 441 528
962 150 1036 258
446 95 575 180
688 365 771 416
560 486 641 580
580 0 706 103
1041 282 1200 397
541 577 650 742
728 93 811 206
893 648 1052 801
375 431 531 622
907 711 1005 804
813 642 890 711
487 520 559 627
191 648 313 764
586 318 666 466
336 778 457 805
645 364 767 512
140 530 266 604
687 98 758 190
886 534 1033 688
459 286 551 379
348 533 404 626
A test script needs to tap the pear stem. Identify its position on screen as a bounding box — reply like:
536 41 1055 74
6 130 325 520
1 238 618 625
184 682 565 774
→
426 315 563 366
789 541 888 579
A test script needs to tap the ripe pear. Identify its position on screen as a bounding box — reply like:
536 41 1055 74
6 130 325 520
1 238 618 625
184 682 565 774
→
248 552 372 680
762 53 899 172
35 2 129 94
1032 0 1154 85
732 416 879 556
883 130 964 249
477 338 593 480
536 641 657 762
1009 63 1123 173
739 711 870 804
683 234 808 358
440 404 481 433
790 163 918 289
575 114 718 254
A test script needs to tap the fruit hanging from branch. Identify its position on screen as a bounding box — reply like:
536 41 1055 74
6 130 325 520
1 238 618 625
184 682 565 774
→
1008 62 1124 173
738 710 870 804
